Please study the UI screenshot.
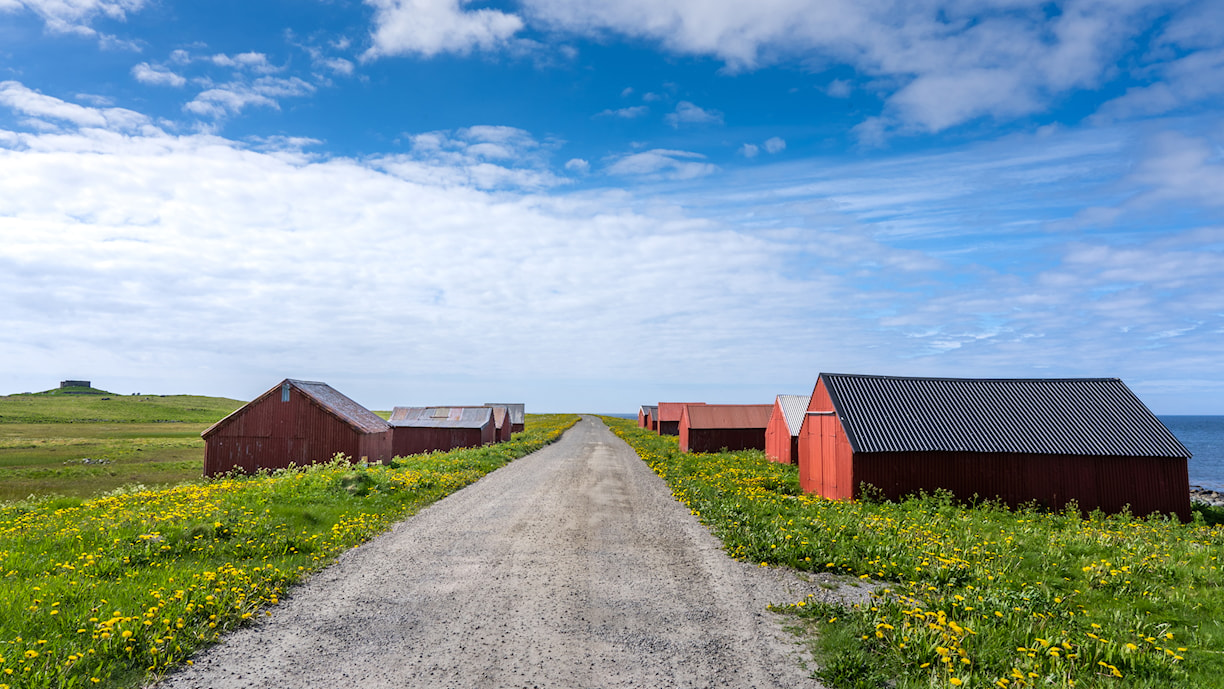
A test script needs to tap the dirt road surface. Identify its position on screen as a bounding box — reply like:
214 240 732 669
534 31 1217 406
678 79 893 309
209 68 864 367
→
157 417 865 689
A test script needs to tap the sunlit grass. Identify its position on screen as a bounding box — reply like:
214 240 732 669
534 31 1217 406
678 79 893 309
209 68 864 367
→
0 414 578 689
606 417 1224 689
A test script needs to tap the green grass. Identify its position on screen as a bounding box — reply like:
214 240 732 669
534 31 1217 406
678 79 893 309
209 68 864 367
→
0 424 212 502
0 391 245 502
0 414 579 689
605 418 1224 689
0 390 244 425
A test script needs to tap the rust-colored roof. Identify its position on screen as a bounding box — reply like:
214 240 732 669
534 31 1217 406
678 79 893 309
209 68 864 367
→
203 379 389 438
683 404 773 429
485 403 524 424
389 406 494 429
658 402 704 422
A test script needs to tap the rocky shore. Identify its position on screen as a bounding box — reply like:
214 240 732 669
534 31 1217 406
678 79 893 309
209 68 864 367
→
1190 486 1224 508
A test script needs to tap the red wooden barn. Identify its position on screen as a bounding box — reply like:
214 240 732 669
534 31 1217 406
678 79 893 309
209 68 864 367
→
679 403 773 453
638 405 657 429
202 379 391 477
389 406 496 456
488 405 513 442
798 373 1192 520
487 403 525 432
765 394 809 465
656 402 704 436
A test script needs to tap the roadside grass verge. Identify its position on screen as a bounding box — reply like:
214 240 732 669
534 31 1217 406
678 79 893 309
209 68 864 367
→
0 414 578 689
605 418 1224 689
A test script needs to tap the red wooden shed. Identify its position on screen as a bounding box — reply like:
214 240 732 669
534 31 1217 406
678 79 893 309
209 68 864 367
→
678 403 773 453
486 403 525 432
487 405 513 442
638 405 657 429
657 402 704 436
202 379 391 477
765 394 809 465
388 406 496 456
798 373 1192 520
644 405 658 431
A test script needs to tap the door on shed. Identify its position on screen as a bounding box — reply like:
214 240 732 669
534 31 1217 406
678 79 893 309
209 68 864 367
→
819 413 840 498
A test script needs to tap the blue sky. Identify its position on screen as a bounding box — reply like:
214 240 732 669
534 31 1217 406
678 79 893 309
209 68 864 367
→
2 0 1223 413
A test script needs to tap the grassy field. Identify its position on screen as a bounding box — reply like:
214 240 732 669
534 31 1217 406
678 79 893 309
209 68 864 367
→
0 413 579 688
605 418 1224 689
0 390 245 502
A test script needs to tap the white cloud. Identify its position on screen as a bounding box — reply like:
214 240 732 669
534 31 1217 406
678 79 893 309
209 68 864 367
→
0 81 150 131
380 125 564 190
664 101 723 128
826 79 851 98
132 62 187 87
2 0 147 36
363 0 524 59
763 136 785 153
208 52 280 74
522 0 1175 136
596 105 648 119
565 158 590 173
183 77 315 119
606 148 718 180
740 143 759 158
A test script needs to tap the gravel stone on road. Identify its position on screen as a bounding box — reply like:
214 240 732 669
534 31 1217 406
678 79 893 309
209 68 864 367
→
156 416 870 688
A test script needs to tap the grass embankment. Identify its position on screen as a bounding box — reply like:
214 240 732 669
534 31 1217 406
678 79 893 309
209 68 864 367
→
0 413 579 689
605 418 1224 689
0 391 245 502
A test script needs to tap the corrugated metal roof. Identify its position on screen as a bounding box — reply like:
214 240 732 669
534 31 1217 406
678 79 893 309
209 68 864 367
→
684 404 773 429
389 406 494 429
819 373 1191 458
291 380 391 435
776 395 810 437
485 403 524 424
658 402 704 422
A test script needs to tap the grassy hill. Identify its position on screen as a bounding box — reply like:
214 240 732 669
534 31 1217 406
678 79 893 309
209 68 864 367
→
0 390 247 501
0 388 245 424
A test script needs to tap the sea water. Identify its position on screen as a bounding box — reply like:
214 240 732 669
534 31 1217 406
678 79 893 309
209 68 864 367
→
1161 416 1224 492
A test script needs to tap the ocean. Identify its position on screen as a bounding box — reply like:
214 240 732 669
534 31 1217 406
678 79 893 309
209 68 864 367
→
1162 416 1224 492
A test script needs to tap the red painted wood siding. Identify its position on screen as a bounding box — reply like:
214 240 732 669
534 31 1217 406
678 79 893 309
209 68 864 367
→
391 424 493 457
765 399 796 464
204 386 390 476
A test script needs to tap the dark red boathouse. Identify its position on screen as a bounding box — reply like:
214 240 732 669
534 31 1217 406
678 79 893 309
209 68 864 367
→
388 406 496 456
798 373 1192 520
202 379 391 477
657 402 704 436
678 403 773 453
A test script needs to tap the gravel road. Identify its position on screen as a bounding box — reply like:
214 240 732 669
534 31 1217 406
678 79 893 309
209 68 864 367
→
156 417 869 689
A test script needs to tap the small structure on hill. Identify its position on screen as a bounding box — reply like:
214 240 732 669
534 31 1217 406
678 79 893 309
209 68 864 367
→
388 406 496 456
678 403 773 453
202 379 391 476
486 403 525 432
656 402 704 436
61 380 91 389
798 373 1192 520
765 394 809 465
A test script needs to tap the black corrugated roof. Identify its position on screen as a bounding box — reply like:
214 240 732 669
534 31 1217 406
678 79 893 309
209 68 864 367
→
819 373 1190 458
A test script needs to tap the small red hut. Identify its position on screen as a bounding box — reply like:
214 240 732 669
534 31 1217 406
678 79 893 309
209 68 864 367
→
388 406 497 456
678 404 773 453
202 379 391 477
798 373 1192 520
657 402 704 436
765 394 809 465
